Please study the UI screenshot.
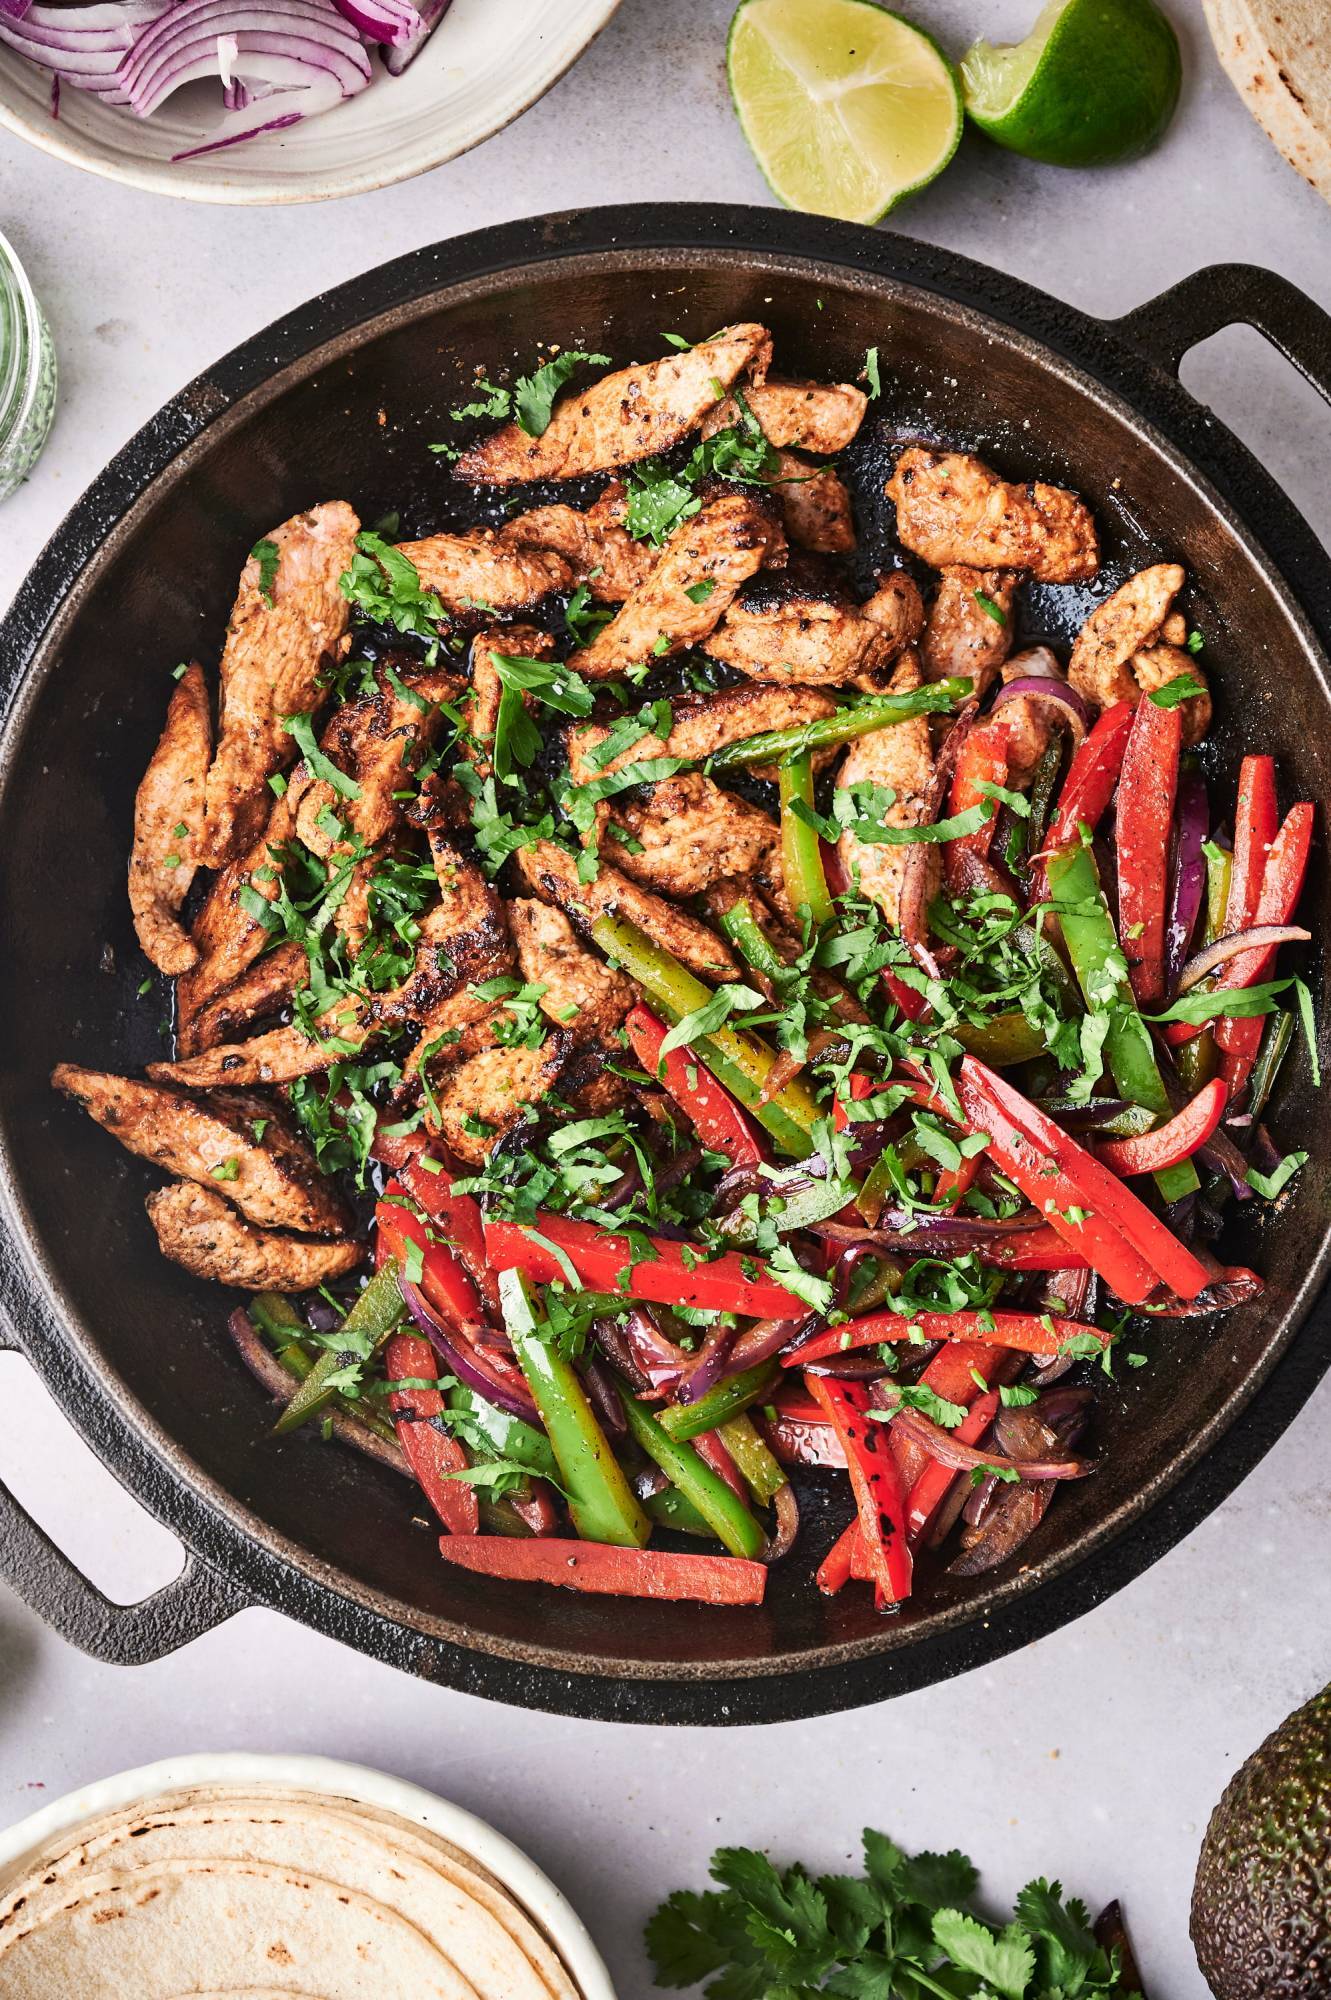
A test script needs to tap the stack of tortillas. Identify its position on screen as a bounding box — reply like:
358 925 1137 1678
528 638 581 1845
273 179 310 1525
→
1204 0 1331 204
0 1784 584 1998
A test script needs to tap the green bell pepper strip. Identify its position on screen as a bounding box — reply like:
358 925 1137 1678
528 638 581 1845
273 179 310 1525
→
643 1485 715 1538
618 1388 765 1560
1205 841 1234 943
251 1294 399 1444
1046 844 1200 1204
273 1263 407 1436
778 754 834 928
1177 840 1233 1088
1246 1007 1294 1130
717 1413 787 1506
446 1383 560 1485
658 1360 782 1442
501 1269 649 1549
952 1012 1051 1067
591 912 820 1158
715 897 790 985
704 677 972 770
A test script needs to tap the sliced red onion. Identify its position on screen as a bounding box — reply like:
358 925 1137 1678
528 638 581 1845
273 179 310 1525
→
226 1307 408 1477
1142 1264 1264 1317
674 1320 739 1406
812 1208 1037 1248
400 1278 540 1426
0 0 32 23
0 1 160 104
992 674 1092 747
727 1315 810 1373
1176 924 1311 995
332 0 421 43
762 1481 800 1563
891 1406 1091 1481
951 1484 1053 1574
1028 1267 1094 1382
580 1355 627 1436
1166 767 1209 990
382 0 447 71
604 1307 689 1394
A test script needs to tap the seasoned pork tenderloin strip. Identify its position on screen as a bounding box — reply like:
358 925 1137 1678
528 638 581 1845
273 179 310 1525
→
703 567 922 687
145 1181 362 1290
391 528 573 614
423 1041 569 1166
51 1065 350 1235
200 501 360 869
769 454 857 555
992 647 1067 785
701 378 868 453
569 491 782 680
1067 562 1186 708
499 483 656 600
835 649 938 929
181 941 309 1055
601 770 782 902
462 624 556 785
175 788 301 1055
569 683 841 783
454 324 772 482
129 662 212 975
514 838 739 982
920 567 1017 696
888 448 1099 583
510 898 634 1040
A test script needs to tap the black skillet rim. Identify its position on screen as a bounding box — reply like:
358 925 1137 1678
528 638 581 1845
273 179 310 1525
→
1 204 1329 1725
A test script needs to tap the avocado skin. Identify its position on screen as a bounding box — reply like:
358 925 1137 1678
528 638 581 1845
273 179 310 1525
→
1191 1682 1331 1999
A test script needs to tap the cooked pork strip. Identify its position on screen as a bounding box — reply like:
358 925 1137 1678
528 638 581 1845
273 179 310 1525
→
994 648 1066 785
602 771 781 901
569 492 781 679
569 683 840 784
703 568 922 686
769 454 856 555
702 378 867 453
500 484 655 601
462 624 556 785
200 501 359 869
181 940 309 1055
424 1041 568 1165
128 661 212 974
1067 563 1185 708
515 838 738 982
175 789 301 1055
1131 643 1211 746
510 898 634 1040
920 567 1017 696
51 1065 350 1235
836 650 938 929
888 449 1098 584
392 528 573 614
145 1180 362 1290
454 324 772 482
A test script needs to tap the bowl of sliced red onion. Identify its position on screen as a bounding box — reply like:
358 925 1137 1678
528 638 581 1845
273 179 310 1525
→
0 0 620 202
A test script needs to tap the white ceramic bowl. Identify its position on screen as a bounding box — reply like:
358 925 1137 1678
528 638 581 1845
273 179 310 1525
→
0 1750 618 1999
0 0 621 203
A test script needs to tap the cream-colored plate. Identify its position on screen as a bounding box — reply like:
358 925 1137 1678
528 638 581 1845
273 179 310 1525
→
0 1751 617 2000
0 0 621 204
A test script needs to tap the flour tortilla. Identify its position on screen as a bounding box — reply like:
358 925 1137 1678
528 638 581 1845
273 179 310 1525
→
0 1790 558 2000
1204 0 1331 203
0 1857 479 1999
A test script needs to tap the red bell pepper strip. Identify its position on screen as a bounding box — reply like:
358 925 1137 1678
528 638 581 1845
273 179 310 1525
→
885 1339 1018 1497
974 1226 1091 1271
1094 1078 1228 1176
693 1429 749 1506
759 1398 846 1470
1034 699 1134 897
397 1154 500 1318
805 1373 912 1608
1167 756 1279 1048
384 1331 478 1537
484 1212 811 1320
377 1192 483 1331
435 1535 768 1605
788 1309 1108 1366
1116 696 1181 1009
1215 802 1315 1088
945 718 1009 891
817 1518 860 1595
625 1004 764 1167
957 1057 1210 1302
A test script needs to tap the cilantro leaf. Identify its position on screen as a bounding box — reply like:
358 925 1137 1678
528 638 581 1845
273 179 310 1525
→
657 982 766 1060
863 345 881 400
250 537 280 606
282 710 361 801
1148 672 1205 709
931 1910 1035 2000
513 350 610 436
339 532 448 645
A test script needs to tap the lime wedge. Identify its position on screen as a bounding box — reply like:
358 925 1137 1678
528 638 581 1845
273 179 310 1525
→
727 0 963 224
961 0 1181 167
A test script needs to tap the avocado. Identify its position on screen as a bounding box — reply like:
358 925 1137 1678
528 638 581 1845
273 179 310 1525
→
1191 1681 1331 1999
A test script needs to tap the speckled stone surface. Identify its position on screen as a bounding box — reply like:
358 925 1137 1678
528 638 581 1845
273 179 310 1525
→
0 3 1328 1995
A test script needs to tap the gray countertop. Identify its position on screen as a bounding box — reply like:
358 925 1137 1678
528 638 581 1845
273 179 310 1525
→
1 3 1329 1993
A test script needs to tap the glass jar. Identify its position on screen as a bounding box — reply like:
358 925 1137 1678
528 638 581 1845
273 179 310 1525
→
0 232 56 502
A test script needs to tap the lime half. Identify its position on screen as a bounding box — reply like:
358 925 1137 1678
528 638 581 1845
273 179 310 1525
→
727 0 963 224
961 0 1181 167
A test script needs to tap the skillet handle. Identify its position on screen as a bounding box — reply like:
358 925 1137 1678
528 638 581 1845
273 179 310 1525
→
0 1330 249 1664
1114 264 1331 404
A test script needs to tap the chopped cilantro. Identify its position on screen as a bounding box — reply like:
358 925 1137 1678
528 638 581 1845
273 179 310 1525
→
1148 672 1205 709
250 537 281 607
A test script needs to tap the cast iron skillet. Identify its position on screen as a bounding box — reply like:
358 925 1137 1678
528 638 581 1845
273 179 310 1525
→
1 207 1329 1726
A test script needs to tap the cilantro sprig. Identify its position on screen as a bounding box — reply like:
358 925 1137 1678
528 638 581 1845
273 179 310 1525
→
646 1826 1141 1998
